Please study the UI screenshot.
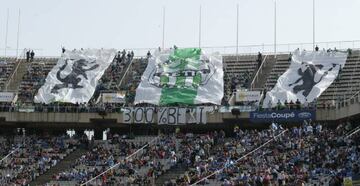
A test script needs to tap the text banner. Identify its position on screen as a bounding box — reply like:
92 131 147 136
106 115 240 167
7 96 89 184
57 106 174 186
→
250 109 316 123
122 106 214 124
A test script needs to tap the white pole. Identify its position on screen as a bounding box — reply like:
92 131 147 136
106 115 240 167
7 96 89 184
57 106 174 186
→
199 5 202 48
313 0 315 51
162 7 165 50
5 9 9 62
16 9 21 59
236 4 239 55
274 0 277 56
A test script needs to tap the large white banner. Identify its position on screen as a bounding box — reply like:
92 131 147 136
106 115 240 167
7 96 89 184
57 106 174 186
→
34 49 116 104
263 50 347 108
134 48 223 105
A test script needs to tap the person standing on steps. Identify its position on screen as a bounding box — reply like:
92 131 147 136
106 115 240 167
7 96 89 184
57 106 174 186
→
30 50 35 62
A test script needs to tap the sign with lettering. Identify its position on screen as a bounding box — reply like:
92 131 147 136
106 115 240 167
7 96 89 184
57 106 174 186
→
250 110 315 123
122 106 214 124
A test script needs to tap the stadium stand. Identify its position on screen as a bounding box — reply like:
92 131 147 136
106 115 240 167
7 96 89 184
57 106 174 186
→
0 57 17 91
0 135 79 185
48 135 178 185
118 57 148 106
1 48 360 186
0 123 357 186
223 55 258 103
17 58 58 103
317 50 360 105
97 50 133 92
263 54 292 90
2 49 360 109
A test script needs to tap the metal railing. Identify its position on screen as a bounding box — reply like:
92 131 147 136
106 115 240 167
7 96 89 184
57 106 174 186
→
117 57 135 89
250 54 268 90
1 40 360 58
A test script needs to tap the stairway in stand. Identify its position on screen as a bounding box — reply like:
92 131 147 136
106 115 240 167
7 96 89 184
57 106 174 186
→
29 147 88 186
6 59 28 91
155 163 188 186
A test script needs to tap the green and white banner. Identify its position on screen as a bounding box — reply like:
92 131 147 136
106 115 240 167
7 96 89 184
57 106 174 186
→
134 48 223 105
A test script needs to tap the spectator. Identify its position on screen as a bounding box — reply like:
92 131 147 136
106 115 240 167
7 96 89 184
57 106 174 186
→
288 52 292 62
315 45 319 51
257 52 263 69
26 50 30 62
30 50 35 62
295 99 301 109
276 99 282 110
289 100 294 109
284 100 289 109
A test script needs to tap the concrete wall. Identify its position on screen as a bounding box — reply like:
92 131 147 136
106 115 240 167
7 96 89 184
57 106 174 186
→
0 103 359 126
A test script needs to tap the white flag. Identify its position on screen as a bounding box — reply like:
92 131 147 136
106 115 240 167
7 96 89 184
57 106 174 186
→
34 49 116 104
263 50 347 108
134 48 223 105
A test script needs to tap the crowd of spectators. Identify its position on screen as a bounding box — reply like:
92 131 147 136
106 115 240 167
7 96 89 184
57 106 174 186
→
49 134 178 185
0 58 16 90
0 122 358 185
18 58 57 103
164 122 360 186
0 135 79 185
96 50 134 92
264 99 317 111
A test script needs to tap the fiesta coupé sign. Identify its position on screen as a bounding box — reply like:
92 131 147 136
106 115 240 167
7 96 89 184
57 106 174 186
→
250 110 316 123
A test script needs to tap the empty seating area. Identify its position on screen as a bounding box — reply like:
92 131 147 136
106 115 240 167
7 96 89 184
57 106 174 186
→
0 57 17 91
263 54 291 89
17 58 58 103
317 50 360 103
223 55 258 102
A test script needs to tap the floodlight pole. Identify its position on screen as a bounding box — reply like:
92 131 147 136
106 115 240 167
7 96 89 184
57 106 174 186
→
274 0 277 57
5 9 9 62
236 4 239 55
16 9 21 59
199 5 202 48
313 0 315 51
162 7 165 50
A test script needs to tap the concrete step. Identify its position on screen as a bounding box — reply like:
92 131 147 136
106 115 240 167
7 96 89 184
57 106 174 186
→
155 164 188 186
252 55 279 89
